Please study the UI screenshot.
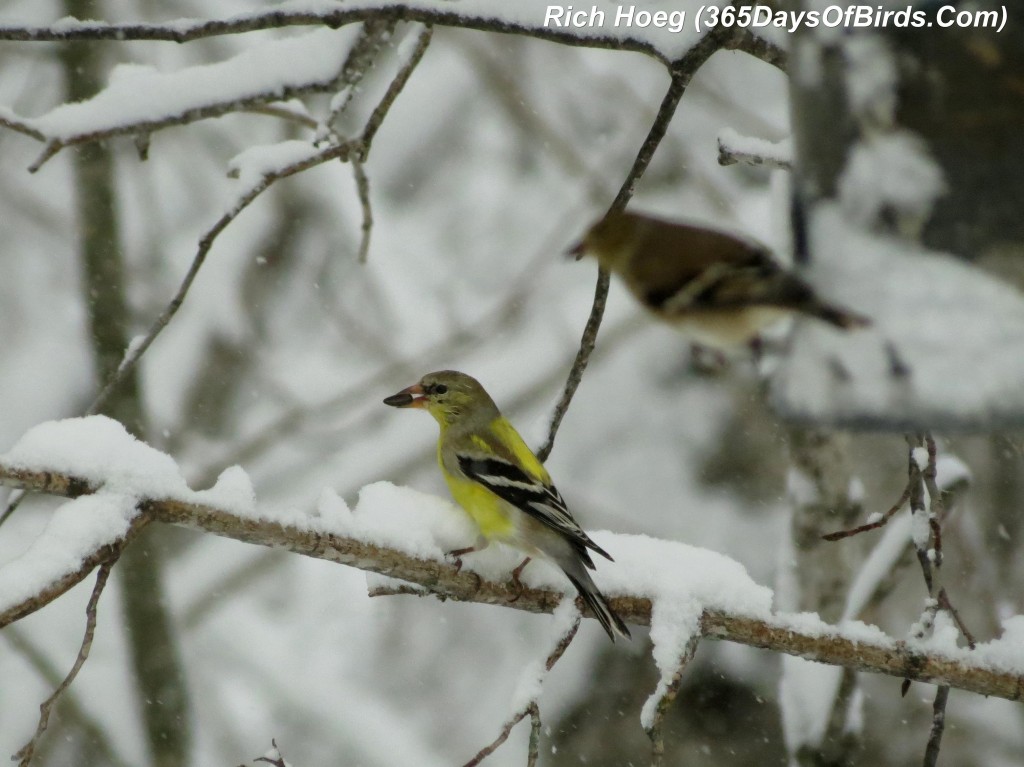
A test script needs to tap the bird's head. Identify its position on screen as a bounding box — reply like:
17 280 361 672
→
566 211 640 271
383 370 498 427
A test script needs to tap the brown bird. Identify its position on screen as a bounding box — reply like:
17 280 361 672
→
570 210 869 348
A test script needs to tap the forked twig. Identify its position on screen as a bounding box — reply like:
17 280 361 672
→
86 26 432 415
14 559 116 767
822 481 912 541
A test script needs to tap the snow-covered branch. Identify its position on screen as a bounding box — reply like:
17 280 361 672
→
1 433 1023 704
0 4 674 63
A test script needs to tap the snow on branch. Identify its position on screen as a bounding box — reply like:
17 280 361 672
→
0 2 677 62
1 418 1023 705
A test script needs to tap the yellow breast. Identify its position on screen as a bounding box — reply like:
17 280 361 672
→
443 468 515 540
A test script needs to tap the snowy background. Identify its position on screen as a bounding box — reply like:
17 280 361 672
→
0 2 1022 766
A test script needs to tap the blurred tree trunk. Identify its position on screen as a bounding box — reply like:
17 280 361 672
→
59 2 191 765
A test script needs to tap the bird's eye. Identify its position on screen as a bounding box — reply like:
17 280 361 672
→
433 384 448 395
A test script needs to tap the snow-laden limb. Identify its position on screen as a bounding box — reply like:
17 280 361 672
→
462 601 580 767
717 127 792 170
13 27 358 171
0 1 700 62
0 417 252 628
2 423 1024 702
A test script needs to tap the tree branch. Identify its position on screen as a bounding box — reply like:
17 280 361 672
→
13 559 116 767
1 461 1022 703
0 6 672 65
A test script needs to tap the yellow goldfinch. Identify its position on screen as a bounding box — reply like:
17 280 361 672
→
570 210 869 348
383 370 630 642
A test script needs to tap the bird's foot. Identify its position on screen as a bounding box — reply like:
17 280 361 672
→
446 546 478 575
509 557 531 602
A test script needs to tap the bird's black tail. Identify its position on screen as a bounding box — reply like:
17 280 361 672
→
811 301 871 330
565 572 631 642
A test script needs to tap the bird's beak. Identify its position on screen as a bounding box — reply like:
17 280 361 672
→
383 383 426 408
566 240 586 261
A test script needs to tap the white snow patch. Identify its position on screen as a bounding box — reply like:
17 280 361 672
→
936 454 971 490
910 446 929 469
0 492 137 614
2 416 190 499
975 616 1024 674
837 132 947 234
842 34 898 127
771 205 1024 430
718 127 792 166
910 509 932 549
26 28 354 140
786 467 820 506
191 465 256 516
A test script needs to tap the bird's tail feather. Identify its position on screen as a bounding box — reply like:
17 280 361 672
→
565 572 631 642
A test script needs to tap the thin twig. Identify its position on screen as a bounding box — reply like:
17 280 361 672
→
253 739 287 767
537 266 610 462
351 155 373 263
937 589 976 650
526 703 541 767
360 24 432 151
538 61 698 462
323 19 397 134
242 103 320 131
14 559 115 767
0 489 26 529
646 636 700 767
922 686 950 767
722 26 788 71
86 140 359 416
823 481 912 541
3 628 133 767
461 617 580 767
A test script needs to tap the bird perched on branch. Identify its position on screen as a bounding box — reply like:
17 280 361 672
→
569 210 869 348
383 370 630 642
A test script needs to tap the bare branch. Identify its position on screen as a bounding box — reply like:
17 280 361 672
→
0 7 672 65
3 627 133 767
823 481 912 541
922 686 950 767
86 139 359 416
352 156 373 263
723 27 788 71
2 462 1022 703
537 266 610 463
462 617 580 767
0 111 44 141
323 19 398 134
360 24 433 151
14 559 116 767
538 56 706 462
